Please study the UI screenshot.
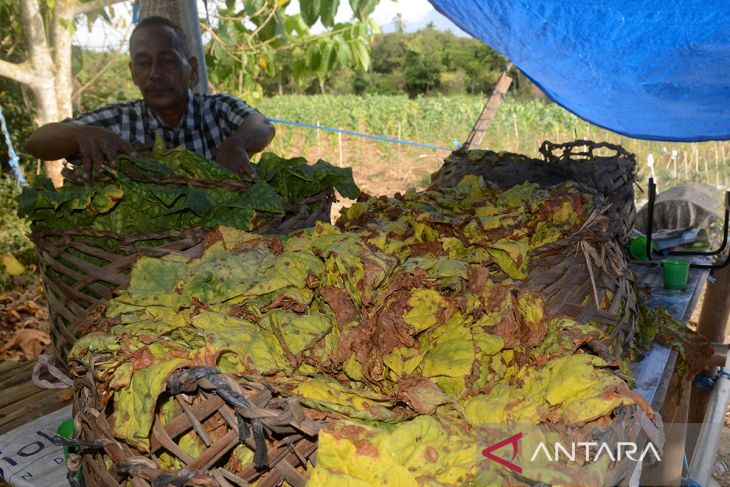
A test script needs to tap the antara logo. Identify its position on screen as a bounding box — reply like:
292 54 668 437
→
482 433 661 473
530 441 662 463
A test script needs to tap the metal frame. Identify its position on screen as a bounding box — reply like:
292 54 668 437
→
640 177 730 269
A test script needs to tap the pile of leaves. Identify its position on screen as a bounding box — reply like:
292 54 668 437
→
0 276 50 361
18 141 359 237
70 176 645 486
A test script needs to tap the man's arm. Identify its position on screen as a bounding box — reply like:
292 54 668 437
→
215 112 276 180
230 112 276 153
25 123 83 161
25 123 133 179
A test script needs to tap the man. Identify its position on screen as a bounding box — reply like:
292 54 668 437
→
25 16 274 181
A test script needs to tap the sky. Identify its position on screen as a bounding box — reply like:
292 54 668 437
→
72 0 468 51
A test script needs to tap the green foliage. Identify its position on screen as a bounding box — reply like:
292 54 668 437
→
0 1 34 175
403 50 441 98
19 145 358 238
72 47 138 113
257 94 486 148
203 0 380 101
0 175 31 254
252 27 514 98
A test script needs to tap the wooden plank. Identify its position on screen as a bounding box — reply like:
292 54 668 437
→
640 373 691 486
463 63 514 150
0 360 72 436
0 361 35 391
0 395 72 436
0 388 70 429
0 360 31 375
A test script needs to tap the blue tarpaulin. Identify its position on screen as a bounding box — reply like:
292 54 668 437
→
428 1 730 142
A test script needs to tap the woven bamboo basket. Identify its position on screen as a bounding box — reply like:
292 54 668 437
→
71 365 324 487
430 140 639 356
33 178 335 364
525 210 639 357
430 140 637 245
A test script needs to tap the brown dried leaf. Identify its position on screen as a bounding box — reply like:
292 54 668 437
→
0 328 51 359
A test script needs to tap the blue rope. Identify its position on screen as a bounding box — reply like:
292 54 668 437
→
0 106 27 186
267 117 454 152
681 453 702 487
132 1 140 24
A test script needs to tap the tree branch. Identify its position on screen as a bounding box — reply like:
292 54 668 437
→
0 58 41 88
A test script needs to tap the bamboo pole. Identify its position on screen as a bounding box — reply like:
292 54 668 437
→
338 131 343 167
316 120 321 159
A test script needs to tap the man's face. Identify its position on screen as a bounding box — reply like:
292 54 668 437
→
129 25 197 113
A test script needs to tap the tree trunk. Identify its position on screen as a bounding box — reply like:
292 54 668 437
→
53 1 74 120
21 0 64 187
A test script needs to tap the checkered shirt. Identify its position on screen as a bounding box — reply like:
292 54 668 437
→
64 92 259 161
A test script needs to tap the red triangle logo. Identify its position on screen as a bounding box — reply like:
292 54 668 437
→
482 432 523 474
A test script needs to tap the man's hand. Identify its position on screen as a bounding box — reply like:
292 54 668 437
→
74 125 134 180
214 135 257 180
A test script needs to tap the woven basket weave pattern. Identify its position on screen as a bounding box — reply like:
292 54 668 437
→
72 367 323 487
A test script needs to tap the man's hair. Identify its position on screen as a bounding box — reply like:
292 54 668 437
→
130 16 191 57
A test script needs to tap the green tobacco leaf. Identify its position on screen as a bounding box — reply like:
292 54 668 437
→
186 190 213 217
312 159 360 199
127 256 189 304
224 181 284 213
263 309 333 357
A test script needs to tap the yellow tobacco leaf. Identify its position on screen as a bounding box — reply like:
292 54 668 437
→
463 384 513 425
530 220 563 249
343 354 365 381
518 293 544 326
496 182 541 207
403 288 447 333
422 316 475 380
383 345 426 378
485 240 529 280
473 333 504 357
191 311 288 374
310 417 476 486
0 253 24 276
111 356 188 450
293 379 405 422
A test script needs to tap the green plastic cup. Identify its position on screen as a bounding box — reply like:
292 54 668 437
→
663 259 690 290
56 418 74 460
629 236 654 260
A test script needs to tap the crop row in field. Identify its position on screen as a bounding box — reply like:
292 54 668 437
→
257 95 730 195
